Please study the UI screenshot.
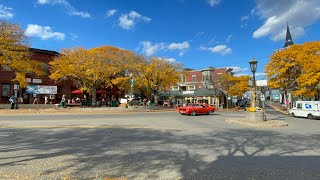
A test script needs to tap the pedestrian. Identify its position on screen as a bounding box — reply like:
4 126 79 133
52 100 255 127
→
9 95 17 109
60 94 66 108
33 96 38 104
44 95 48 104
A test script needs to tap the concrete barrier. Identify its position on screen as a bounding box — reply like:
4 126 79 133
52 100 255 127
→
246 111 265 121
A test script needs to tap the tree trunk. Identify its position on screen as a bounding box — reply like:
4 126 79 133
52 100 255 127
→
92 87 97 107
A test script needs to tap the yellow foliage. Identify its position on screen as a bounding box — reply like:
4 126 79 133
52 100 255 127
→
50 46 138 98
227 75 251 97
134 57 182 96
266 41 320 98
0 21 45 87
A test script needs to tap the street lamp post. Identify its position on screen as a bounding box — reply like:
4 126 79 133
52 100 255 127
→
249 58 258 109
129 73 134 106
246 58 264 121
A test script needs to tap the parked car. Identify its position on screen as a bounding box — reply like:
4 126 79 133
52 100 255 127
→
236 99 251 107
177 103 216 116
289 101 320 119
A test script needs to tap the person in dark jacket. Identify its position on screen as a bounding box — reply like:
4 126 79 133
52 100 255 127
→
9 95 17 109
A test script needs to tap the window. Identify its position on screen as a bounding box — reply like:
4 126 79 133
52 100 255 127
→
171 86 179 91
1 65 12 71
192 75 196 82
297 103 302 109
180 75 186 83
202 71 212 81
188 86 195 90
1 83 11 97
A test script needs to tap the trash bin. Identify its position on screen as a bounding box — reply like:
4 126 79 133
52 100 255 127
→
111 100 117 107
60 101 65 108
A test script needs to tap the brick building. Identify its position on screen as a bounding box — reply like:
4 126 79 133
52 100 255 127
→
0 48 65 104
0 48 124 105
161 67 233 108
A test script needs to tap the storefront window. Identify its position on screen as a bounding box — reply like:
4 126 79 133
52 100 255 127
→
1 83 11 97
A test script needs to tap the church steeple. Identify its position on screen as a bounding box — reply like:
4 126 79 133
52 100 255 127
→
284 24 294 48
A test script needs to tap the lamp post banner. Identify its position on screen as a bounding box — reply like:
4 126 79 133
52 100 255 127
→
26 85 57 94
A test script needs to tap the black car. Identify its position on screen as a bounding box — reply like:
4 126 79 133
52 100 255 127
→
236 99 251 107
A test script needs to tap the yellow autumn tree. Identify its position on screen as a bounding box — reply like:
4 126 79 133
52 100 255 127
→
228 75 251 97
293 41 320 98
266 41 320 99
134 57 182 101
49 46 137 106
265 45 302 104
0 21 45 87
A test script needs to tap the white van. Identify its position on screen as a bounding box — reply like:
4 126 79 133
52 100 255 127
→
289 101 320 119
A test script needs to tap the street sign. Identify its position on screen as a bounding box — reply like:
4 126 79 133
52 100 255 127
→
227 94 231 100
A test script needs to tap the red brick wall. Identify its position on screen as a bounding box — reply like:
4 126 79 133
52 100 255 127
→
0 49 60 103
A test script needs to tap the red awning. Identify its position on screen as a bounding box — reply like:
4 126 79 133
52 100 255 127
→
71 89 82 94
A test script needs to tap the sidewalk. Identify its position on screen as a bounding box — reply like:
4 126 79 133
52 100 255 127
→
0 104 176 114
266 101 289 114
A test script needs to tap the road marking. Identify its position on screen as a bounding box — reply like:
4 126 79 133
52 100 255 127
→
0 125 147 129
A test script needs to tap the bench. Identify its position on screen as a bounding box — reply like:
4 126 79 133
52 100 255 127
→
66 103 81 107
81 101 92 108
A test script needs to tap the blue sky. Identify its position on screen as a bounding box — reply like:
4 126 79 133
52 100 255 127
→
1 0 320 78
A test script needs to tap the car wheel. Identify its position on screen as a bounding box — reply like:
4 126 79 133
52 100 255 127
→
307 114 314 119
290 113 295 117
191 111 196 116
208 110 214 115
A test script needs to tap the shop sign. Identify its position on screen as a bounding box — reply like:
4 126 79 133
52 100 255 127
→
26 78 32 82
32 78 42 83
26 85 57 94
182 91 194 94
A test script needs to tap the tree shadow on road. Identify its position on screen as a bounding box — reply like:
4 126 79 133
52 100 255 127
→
0 127 319 179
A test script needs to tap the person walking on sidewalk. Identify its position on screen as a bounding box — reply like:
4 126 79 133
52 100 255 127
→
9 95 18 109
60 95 66 108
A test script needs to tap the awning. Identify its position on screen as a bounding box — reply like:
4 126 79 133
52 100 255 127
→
71 89 82 94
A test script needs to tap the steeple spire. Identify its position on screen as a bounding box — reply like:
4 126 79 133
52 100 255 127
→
284 23 294 48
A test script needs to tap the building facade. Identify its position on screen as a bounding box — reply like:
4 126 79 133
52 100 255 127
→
162 67 233 108
0 48 121 105
0 48 63 104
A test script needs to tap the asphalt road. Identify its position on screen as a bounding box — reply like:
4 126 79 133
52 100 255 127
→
0 107 319 179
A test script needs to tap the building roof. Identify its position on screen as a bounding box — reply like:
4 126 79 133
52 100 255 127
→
29 48 60 56
284 24 294 48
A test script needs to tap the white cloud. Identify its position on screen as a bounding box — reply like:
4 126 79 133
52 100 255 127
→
228 67 266 77
164 58 176 63
140 41 190 56
253 0 320 41
25 24 65 40
69 33 78 40
207 0 221 7
69 11 91 18
240 15 249 21
201 45 232 56
37 0 50 4
256 72 267 77
106 9 117 17
225 34 232 43
140 41 165 56
167 41 190 50
36 0 91 18
119 11 151 30
0 5 14 19
228 66 249 75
